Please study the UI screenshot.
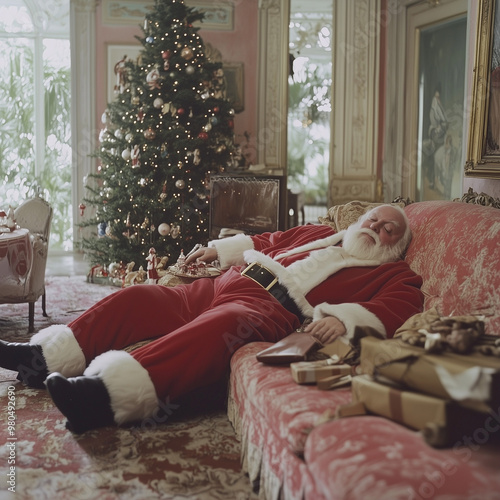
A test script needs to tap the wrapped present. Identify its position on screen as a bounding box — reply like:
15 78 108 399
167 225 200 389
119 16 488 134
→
317 373 353 390
291 360 355 384
350 375 488 447
360 336 500 413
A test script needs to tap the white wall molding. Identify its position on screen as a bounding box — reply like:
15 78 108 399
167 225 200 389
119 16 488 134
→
70 0 97 247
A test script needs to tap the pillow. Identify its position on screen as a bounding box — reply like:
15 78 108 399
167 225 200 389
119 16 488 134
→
318 200 407 232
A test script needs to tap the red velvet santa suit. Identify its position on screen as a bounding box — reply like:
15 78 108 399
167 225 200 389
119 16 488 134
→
31 224 423 426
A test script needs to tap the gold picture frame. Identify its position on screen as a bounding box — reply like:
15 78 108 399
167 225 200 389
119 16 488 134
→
466 0 500 178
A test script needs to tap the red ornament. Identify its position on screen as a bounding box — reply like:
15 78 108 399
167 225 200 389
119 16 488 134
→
79 203 86 216
162 50 171 59
177 108 185 116
228 120 234 128
198 131 209 140
213 106 220 114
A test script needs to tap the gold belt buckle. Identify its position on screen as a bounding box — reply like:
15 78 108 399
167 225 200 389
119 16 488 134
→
242 262 278 290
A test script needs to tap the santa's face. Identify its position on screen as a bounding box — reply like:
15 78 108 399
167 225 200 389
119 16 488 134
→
343 206 407 262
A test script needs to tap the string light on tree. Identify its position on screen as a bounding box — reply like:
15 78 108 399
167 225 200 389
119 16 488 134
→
78 0 236 271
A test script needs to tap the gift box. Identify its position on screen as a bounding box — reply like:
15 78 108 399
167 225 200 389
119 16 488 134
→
359 336 500 413
350 375 488 447
291 360 355 384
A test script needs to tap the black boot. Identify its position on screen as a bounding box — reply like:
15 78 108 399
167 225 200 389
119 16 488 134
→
0 339 48 388
46 373 116 434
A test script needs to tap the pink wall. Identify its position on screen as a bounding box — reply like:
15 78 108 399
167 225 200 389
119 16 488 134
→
95 1 258 164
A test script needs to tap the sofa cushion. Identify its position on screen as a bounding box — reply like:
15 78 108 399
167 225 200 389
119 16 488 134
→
318 200 407 232
404 201 500 334
230 342 352 455
305 415 500 500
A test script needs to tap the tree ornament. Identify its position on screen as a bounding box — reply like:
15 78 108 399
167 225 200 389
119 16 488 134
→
146 36 154 44
144 127 156 140
181 47 194 60
192 148 201 165
198 131 209 140
177 107 185 116
131 144 141 167
162 102 171 115
101 111 109 124
216 144 227 154
114 128 124 140
79 203 86 216
125 132 134 142
158 223 171 236
98 221 107 237
185 65 195 75
203 122 212 132
99 128 111 143
175 179 185 189
132 96 140 106
210 116 219 125
162 50 172 59
171 225 180 239
213 106 220 114
159 182 167 201
122 148 131 160
153 97 164 109
146 67 161 89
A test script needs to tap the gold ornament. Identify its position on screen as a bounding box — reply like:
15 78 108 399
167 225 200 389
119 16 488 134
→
144 127 156 140
181 47 194 60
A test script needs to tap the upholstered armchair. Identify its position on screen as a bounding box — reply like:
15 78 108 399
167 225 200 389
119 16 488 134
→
0 196 53 332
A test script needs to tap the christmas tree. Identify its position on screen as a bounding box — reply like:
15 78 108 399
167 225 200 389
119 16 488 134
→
80 0 236 272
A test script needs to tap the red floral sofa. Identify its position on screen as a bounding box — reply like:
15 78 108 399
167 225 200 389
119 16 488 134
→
227 198 500 500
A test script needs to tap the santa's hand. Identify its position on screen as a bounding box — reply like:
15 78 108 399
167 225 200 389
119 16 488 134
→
185 247 218 265
304 317 346 345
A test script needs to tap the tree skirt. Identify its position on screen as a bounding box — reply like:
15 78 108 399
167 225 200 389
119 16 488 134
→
0 276 256 499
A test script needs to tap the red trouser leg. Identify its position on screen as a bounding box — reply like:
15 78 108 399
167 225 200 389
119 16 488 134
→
69 269 300 402
68 281 214 364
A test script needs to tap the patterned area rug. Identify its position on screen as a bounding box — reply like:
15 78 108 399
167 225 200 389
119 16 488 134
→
0 277 257 500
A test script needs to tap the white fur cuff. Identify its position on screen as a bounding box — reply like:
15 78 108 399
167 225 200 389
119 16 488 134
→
84 351 158 425
209 233 254 269
312 303 387 341
31 325 86 377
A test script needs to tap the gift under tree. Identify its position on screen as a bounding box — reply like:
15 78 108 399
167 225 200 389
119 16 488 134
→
80 0 236 272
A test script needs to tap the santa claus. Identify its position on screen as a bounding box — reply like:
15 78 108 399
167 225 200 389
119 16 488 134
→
0 204 423 434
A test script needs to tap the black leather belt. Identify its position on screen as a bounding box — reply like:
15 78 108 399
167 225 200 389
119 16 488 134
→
241 262 305 322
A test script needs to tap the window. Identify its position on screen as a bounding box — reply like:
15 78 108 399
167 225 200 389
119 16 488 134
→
288 0 333 221
0 0 71 250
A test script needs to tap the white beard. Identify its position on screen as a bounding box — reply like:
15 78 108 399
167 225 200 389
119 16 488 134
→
342 224 400 263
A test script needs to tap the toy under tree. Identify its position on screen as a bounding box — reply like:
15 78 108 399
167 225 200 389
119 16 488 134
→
80 0 236 275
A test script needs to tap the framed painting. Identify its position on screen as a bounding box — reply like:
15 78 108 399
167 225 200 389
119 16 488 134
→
101 0 153 26
224 62 244 113
403 0 468 201
107 45 142 104
186 1 234 31
466 0 500 178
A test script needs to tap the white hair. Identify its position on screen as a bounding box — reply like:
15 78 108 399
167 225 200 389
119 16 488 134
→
345 204 412 262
